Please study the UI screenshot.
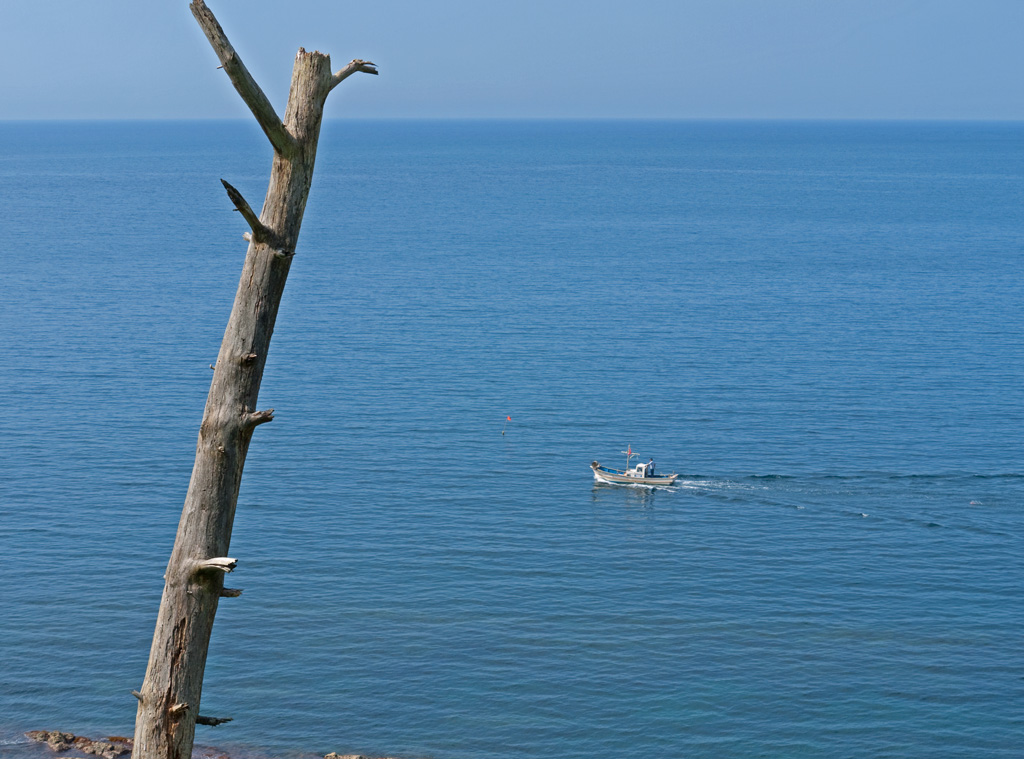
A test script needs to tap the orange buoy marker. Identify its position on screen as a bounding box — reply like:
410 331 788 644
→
502 415 511 435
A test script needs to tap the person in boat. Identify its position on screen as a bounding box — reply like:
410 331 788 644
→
647 458 655 476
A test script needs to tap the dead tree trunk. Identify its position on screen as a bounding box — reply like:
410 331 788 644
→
132 4 376 758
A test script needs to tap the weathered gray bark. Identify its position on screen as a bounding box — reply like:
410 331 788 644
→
131 4 376 758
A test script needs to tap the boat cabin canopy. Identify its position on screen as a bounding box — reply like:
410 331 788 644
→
630 462 655 477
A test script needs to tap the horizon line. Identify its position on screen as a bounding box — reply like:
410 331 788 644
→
2 116 1023 124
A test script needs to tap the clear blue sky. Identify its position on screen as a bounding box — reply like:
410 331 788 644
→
2 0 1021 120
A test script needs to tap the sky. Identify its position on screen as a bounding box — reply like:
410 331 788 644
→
1 0 1022 120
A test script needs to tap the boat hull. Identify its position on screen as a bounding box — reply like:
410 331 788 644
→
591 463 678 486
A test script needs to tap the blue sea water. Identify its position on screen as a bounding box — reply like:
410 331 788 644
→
1 120 1022 759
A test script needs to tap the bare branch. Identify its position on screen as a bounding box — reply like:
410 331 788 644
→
131 690 144 702
190 0 297 155
329 59 379 92
220 587 243 597
220 179 271 243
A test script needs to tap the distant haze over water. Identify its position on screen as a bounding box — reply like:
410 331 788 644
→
1 120 1022 759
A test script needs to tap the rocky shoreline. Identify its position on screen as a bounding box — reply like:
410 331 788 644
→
26 732 131 759
25 731 403 759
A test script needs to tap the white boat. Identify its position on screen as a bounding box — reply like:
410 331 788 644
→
591 448 678 486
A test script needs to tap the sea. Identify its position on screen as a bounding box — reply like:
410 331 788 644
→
1 120 1022 759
